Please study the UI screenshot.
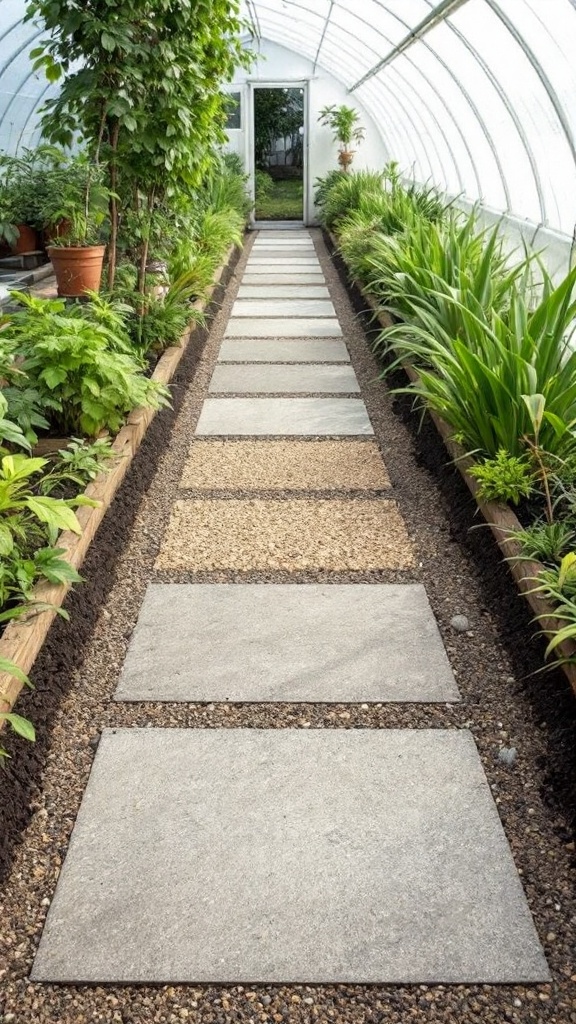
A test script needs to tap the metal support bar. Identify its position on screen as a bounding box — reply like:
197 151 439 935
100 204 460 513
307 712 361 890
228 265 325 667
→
348 0 470 93
313 0 334 73
485 0 576 172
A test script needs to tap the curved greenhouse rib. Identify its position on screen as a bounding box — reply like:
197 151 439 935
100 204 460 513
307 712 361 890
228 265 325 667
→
348 0 470 93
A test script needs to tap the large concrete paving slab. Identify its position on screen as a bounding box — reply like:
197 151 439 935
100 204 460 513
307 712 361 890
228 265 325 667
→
250 250 317 259
225 318 342 338
237 285 330 298
218 339 350 362
246 259 320 267
155 498 413 571
31 728 550 984
116 584 458 703
231 299 336 318
253 237 313 244
208 364 359 394
242 274 326 285
195 397 373 435
180 440 390 490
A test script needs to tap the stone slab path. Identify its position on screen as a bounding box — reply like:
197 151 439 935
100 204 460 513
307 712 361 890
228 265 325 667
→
32 228 549 986
31 729 548 984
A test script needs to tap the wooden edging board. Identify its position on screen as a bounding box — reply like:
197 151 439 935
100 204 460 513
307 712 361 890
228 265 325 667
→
325 230 576 693
0 243 239 720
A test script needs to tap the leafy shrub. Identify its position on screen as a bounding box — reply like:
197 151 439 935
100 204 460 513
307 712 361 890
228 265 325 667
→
468 450 535 505
2 293 169 436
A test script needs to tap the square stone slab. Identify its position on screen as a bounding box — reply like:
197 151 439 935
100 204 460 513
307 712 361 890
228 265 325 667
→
155 498 413 571
237 286 330 299
225 319 342 338
180 440 389 490
218 340 350 362
231 299 336 318
195 398 373 435
116 584 458 703
208 364 359 394
31 728 550 984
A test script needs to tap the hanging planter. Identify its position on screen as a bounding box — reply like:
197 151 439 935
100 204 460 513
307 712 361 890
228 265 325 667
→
318 104 365 173
47 244 106 297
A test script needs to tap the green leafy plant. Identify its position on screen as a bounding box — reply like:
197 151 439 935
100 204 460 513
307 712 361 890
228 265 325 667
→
0 658 35 764
27 0 253 289
381 265 576 460
318 105 365 170
507 520 576 564
468 449 535 505
2 293 169 436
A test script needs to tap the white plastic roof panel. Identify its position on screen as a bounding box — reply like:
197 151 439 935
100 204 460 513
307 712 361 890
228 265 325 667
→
1 0 576 235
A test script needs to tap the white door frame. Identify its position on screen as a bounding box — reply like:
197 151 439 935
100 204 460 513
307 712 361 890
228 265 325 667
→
247 79 310 226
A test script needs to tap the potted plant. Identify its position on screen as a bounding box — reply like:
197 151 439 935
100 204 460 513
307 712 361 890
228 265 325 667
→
41 154 111 297
318 104 365 172
0 152 43 254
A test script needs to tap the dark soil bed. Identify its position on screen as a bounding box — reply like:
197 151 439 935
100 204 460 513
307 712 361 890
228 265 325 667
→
1 231 576 1023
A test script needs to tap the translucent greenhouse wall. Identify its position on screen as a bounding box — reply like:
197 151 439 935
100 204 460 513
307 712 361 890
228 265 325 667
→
1 0 575 270
225 40 389 224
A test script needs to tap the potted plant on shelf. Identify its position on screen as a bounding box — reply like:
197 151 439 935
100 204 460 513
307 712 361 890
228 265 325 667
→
41 154 111 297
0 151 43 254
318 104 365 172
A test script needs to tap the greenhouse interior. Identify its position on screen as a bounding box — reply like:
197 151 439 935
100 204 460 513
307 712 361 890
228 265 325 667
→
2 0 576 1020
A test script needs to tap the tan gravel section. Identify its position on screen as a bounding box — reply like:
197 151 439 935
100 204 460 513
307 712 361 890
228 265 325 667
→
180 439 390 491
156 497 414 571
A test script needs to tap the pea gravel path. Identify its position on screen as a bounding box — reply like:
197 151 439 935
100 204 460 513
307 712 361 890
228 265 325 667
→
1 229 575 1022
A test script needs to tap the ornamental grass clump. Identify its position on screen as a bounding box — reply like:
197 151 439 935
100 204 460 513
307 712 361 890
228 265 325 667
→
380 265 576 460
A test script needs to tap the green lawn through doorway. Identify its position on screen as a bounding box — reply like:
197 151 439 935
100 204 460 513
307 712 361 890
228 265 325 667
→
255 178 303 220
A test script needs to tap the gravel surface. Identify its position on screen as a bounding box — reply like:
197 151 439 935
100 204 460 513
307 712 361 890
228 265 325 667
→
179 439 391 490
0 230 575 1022
156 497 413 571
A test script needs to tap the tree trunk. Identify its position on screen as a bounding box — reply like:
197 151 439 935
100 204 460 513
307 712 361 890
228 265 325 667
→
136 187 156 294
107 120 120 291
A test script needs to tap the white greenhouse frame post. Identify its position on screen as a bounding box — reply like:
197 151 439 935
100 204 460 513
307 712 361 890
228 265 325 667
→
247 79 310 227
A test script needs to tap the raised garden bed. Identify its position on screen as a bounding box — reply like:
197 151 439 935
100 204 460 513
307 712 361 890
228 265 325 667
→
326 230 576 695
0 244 240 725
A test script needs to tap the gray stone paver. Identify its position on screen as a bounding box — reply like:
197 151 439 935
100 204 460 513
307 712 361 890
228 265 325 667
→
242 274 326 285
246 259 320 267
209 364 359 394
231 299 336 318
225 318 342 338
237 286 330 298
195 397 373 435
31 728 550 984
116 584 459 703
218 339 350 362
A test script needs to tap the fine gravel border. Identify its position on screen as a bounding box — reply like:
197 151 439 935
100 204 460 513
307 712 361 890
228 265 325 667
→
1 229 576 1024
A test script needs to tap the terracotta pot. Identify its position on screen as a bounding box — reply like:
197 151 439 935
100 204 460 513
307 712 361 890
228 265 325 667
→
11 224 40 255
47 245 106 297
337 149 355 170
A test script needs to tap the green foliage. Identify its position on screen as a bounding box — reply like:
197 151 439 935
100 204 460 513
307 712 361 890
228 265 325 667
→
255 178 303 221
254 88 303 168
0 656 35 763
318 105 365 169
319 170 387 230
255 170 274 203
508 520 576 564
0 393 32 452
2 293 169 436
468 450 535 505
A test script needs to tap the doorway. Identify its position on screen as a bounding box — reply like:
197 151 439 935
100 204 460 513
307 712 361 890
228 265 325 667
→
252 85 306 224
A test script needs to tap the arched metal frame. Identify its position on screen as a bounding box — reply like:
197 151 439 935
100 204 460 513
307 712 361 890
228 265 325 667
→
2 0 576 236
